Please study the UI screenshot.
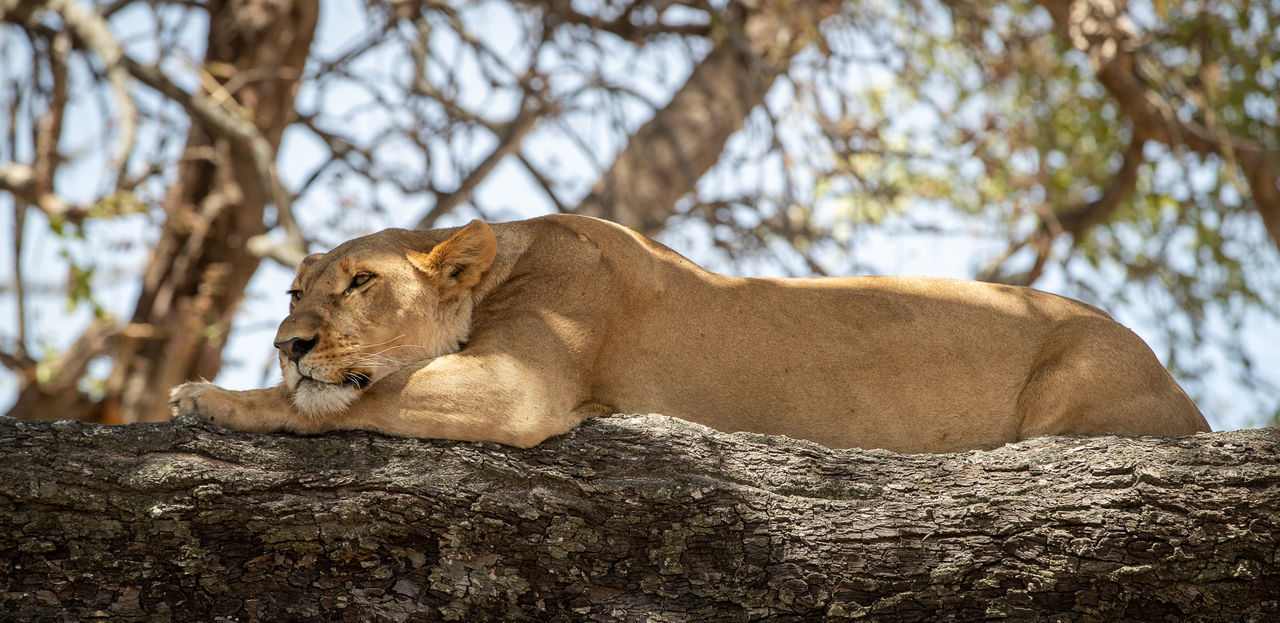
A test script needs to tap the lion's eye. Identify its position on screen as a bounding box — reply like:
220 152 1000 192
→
348 272 375 290
287 289 302 302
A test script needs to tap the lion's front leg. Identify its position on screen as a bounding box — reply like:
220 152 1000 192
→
169 382 300 433
336 352 593 447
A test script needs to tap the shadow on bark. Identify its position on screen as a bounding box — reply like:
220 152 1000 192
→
1 415 1276 621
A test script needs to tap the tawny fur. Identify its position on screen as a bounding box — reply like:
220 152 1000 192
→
170 215 1211 452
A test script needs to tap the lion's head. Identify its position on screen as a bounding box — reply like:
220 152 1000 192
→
274 220 497 417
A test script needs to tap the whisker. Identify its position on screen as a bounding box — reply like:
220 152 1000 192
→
349 350 430 366
358 345 436 363
322 340 439 373
371 344 435 355
350 358 403 368
361 334 407 349
352 351 403 362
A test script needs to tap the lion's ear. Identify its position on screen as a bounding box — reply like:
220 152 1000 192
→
296 253 323 275
408 220 497 291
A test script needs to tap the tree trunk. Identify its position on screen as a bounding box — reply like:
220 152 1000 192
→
105 0 316 424
0 0 316 426
2 415 1276 622
6 0 314 427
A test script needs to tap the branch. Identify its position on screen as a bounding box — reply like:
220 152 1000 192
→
123 58 307 265
32 28 68 196
414 100 544 229
573 0 838 235
4 318 120 422
9 179 29 368
517 151 570 213
0 163 93 222
3 0 308 266
2 415 1277 620
1036 0 1280 253
537 0 712 43
0 350 32 373
980 133 1147 286
7 0 137 180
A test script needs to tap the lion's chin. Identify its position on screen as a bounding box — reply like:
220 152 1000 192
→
290 377 361 418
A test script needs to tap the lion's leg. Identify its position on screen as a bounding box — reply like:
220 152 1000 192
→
331 351 591 447
1016 317 1211 439
170 382 301 432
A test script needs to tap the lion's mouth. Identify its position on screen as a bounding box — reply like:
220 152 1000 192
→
342 371 373 389
296 369 373 391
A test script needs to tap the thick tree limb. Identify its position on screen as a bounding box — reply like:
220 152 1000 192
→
1 415 1276 621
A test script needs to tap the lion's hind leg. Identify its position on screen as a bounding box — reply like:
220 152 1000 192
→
1015 316 1210 440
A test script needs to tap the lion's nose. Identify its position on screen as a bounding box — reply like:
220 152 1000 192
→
275 335 318 362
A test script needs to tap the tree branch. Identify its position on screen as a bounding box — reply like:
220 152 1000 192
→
414 100 544 229
573 0 837 235
0 163 93 222
517 151 570 213
32 28 68 197
1 0 305 264
1 415 1276 620
123 58 307 265
980 132 1147 286
537 0 712 43
4 318 120 423
1036 0 1280 253
8 0 137 180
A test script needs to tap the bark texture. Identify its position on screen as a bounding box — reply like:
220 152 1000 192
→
1 415 1277 622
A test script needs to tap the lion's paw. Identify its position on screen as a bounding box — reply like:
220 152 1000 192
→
169 382 239 428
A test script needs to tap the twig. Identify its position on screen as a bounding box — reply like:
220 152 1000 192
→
0 163 91 222
25 0 137 184
122 58 306 263
15 0 307 266
516 152 569 213
1036 0 1280 252
10 189 29 367
414 100 543 229
978 132 1147 286
32 29 68 196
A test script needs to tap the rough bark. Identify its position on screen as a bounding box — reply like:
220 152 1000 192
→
1 415 1276 622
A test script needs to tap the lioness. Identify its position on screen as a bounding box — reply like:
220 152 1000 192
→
170 214 1210 452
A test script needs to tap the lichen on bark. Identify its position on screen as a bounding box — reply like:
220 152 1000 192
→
1 415 1277 621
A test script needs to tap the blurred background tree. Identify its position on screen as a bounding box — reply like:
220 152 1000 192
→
1 0 1276 427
